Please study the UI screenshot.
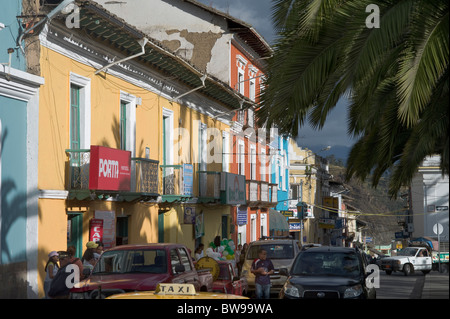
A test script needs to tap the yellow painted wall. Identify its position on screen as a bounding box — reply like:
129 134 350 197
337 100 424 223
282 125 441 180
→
37 42 234 296
162 204 230 254
37 46 163 297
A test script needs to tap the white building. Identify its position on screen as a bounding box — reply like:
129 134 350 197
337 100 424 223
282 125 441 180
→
410 155 449 247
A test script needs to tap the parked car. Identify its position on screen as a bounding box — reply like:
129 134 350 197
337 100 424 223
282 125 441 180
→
300 243 322 251
70 243 213 299
213 260 248 296
240 237 300 295
279 246 376 299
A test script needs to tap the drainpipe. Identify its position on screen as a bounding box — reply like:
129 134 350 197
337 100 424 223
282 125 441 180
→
94 37 149 75
18 0 76 54
169 74 207 102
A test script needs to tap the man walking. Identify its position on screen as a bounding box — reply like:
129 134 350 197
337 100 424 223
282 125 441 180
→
251 248 274 299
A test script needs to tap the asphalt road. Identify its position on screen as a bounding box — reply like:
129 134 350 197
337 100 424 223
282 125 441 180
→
377 271 449 299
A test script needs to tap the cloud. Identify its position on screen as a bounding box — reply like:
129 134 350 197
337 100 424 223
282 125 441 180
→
196 0 275 43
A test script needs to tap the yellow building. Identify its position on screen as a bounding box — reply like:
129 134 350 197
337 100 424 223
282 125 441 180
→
33 1 243 297
288 139 331 244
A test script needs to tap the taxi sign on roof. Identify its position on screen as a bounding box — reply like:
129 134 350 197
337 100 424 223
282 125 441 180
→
154 283 197 296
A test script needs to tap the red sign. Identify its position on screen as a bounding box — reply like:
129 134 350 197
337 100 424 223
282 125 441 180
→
89 219 103 243
89 145 131 191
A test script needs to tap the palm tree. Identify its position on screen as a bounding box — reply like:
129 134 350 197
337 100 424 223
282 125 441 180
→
258 0 449 197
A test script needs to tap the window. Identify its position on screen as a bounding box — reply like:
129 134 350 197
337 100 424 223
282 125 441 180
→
120 101 127 150
170 249 181 273
120 91 136 156
238 70 245 95
178 248 192 271
69 73 91 150
250 145 256 180
249 79 255 101
199 122 207 171
260 148 266 182
238 140 245 176
222 131 230 172
70 84 81 151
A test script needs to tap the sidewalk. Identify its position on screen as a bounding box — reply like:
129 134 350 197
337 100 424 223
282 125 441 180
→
421 271 449 299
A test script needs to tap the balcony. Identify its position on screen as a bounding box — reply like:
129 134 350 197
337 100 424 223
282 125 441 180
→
198 171 221 203
160 164 193 203
246 180 278 208
66 148 159 201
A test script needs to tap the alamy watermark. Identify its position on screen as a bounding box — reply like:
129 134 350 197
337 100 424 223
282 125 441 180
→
366 4 380 29
64 3 80 29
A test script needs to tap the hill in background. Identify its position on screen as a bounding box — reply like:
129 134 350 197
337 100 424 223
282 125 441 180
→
328 164 406 246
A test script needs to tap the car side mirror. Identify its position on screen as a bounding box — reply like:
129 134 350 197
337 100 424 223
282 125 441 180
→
279 268 289 277
175 264 185 273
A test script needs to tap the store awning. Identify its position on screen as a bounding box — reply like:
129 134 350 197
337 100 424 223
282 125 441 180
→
269 209 289 231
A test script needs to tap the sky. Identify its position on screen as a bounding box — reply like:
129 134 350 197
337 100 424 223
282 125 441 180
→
196 0 357 160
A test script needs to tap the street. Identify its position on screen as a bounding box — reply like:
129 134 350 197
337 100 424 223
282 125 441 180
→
269 271 449 299
377 271 449 299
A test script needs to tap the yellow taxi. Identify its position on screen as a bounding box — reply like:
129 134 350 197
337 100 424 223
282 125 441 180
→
106 283 249 299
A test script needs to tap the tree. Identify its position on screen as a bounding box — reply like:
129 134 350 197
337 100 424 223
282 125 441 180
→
258 0 449 197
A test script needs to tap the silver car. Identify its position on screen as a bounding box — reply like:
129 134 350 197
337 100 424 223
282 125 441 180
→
240 238 300 295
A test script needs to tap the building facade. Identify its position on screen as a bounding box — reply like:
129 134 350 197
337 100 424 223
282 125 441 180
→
7 0 245 298
288 139 331 245
0 0 44 298
92 0 276 246
410 155 449 247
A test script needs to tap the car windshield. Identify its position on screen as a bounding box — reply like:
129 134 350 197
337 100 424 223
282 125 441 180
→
397 248 418 257
246 243 294 260
92 249 167 274
291 251 362 278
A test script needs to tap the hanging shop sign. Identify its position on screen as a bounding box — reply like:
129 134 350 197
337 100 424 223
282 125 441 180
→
237 206 248 225
319 218 335 229
221 172 246 205
183 164 194 196
89 218 103 243
89 145 131 191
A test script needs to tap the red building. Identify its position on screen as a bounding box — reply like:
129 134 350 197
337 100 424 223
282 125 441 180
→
228 40 278 245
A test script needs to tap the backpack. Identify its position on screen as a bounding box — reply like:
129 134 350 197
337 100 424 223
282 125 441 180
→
48 259 80 298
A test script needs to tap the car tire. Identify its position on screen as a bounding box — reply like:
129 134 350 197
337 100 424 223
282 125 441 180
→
403 264 412 276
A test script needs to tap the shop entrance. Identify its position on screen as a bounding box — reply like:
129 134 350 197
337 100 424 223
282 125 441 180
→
67 213 83 258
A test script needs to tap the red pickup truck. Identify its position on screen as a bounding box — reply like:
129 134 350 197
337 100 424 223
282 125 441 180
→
212 261 248 296
70 243 213 299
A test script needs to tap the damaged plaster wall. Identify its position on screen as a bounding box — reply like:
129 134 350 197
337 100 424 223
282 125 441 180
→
162 29 222 74
21 0 41 76
94 0 232 83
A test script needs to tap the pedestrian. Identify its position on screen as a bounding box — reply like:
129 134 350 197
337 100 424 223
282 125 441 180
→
67 245 84 281
238 243 248 276
251 248 274 299
82 248 96 275
235 244 243 274
44 251 59 299
47 251 75 299
195 243 204 260
94 241 104 260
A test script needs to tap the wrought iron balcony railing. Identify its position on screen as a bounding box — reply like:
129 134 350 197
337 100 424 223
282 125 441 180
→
198 171 221 202
160 164 193 202
246 179 278 208
65 149 159 200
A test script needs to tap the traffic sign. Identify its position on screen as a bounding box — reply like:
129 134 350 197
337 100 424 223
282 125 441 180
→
433 223 444 235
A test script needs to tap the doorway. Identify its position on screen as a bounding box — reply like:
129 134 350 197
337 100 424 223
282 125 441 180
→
67 213 83 258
